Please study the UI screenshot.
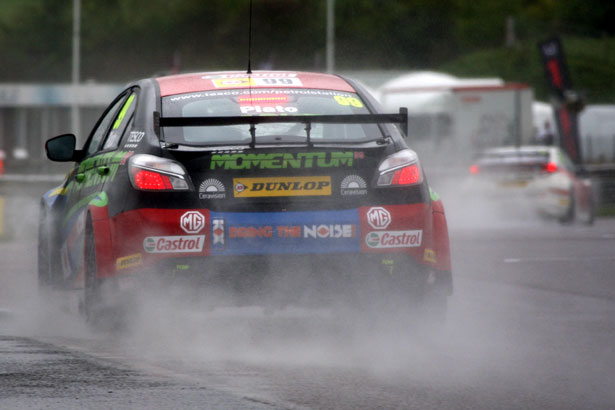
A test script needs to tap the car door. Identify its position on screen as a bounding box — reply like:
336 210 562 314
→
61 89 137 284
76 89 137 203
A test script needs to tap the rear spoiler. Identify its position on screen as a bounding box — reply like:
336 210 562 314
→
154 108 408 148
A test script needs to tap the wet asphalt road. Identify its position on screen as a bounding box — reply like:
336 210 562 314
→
1 184 615 409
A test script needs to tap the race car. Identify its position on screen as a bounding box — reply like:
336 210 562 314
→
38 70 452 325
469 145 594 224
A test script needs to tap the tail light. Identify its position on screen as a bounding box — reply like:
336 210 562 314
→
469 164 479 174
128 154 191 191
377 149 423 186
543 161 558 173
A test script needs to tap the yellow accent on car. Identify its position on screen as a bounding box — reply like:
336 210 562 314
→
112 94 135 130
423 248 437 263
233 176 332 198
116 253 142 270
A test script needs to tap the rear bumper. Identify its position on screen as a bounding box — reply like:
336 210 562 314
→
471 183 571 218
536 189 571 218
116 252 453 303
105 203 449 278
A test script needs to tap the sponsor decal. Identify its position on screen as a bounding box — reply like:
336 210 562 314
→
303 224 356 239
240 105 298 115
233 176 331 198
127 131 145 144
334 95 364 108
125 131 144 148
116 253 142 270
228 225 302 239
230 226 273 238
210 152 355 170
251 77 303 87
64 151 133 195
340 175 367 196
212 78 251 88
171 94 202 101
423 248 437 263
143 235 205 253
365 230 423 248
203 73 298 80
212 77 302 88
199 179 226 199
234 182 246 193
174 89 356 101
209 209 360 255
277 226 302 238
212 218 225 246
366 207 391 229
180 211 205 234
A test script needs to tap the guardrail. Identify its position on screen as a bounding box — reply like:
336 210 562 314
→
0 174 66 183
585 163 615 176
0 174 65 240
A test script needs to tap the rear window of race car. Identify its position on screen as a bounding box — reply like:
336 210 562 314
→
161 88 381 145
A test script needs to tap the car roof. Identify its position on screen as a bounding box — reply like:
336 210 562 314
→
155 70 356 97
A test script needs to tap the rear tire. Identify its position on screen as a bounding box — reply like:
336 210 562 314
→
559 192 575 224
580 192 595 225
83 218 125 331
84 219 102 325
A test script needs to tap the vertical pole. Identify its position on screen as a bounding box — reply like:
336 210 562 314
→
505 16 516 47
41 108 49 159
71 0 81 139
326 0 335 73
0 196 4 237
512 89 520 146
0 109 4 156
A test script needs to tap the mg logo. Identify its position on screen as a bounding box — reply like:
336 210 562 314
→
366 207 391 229
180 211 205 234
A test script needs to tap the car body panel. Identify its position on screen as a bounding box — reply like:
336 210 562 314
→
469 145 593 221
156 71 356 96
40 70 453 304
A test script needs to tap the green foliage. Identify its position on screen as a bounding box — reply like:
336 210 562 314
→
440 36 615 103
0 0 613 105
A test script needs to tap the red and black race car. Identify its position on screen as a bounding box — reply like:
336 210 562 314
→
38 71 452 324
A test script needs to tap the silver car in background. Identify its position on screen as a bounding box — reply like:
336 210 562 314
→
469 146 594 224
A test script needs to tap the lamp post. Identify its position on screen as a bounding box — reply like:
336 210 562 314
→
326 0 335 73
71 0 81 138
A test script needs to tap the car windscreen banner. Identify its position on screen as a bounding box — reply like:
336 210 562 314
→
538 37 582 164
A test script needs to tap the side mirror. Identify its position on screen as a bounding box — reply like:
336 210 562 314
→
45 134 83 162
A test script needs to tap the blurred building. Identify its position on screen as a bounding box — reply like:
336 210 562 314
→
0 83 123 173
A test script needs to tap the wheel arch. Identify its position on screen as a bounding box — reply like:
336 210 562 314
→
86 192 115 280
430 197 453 295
